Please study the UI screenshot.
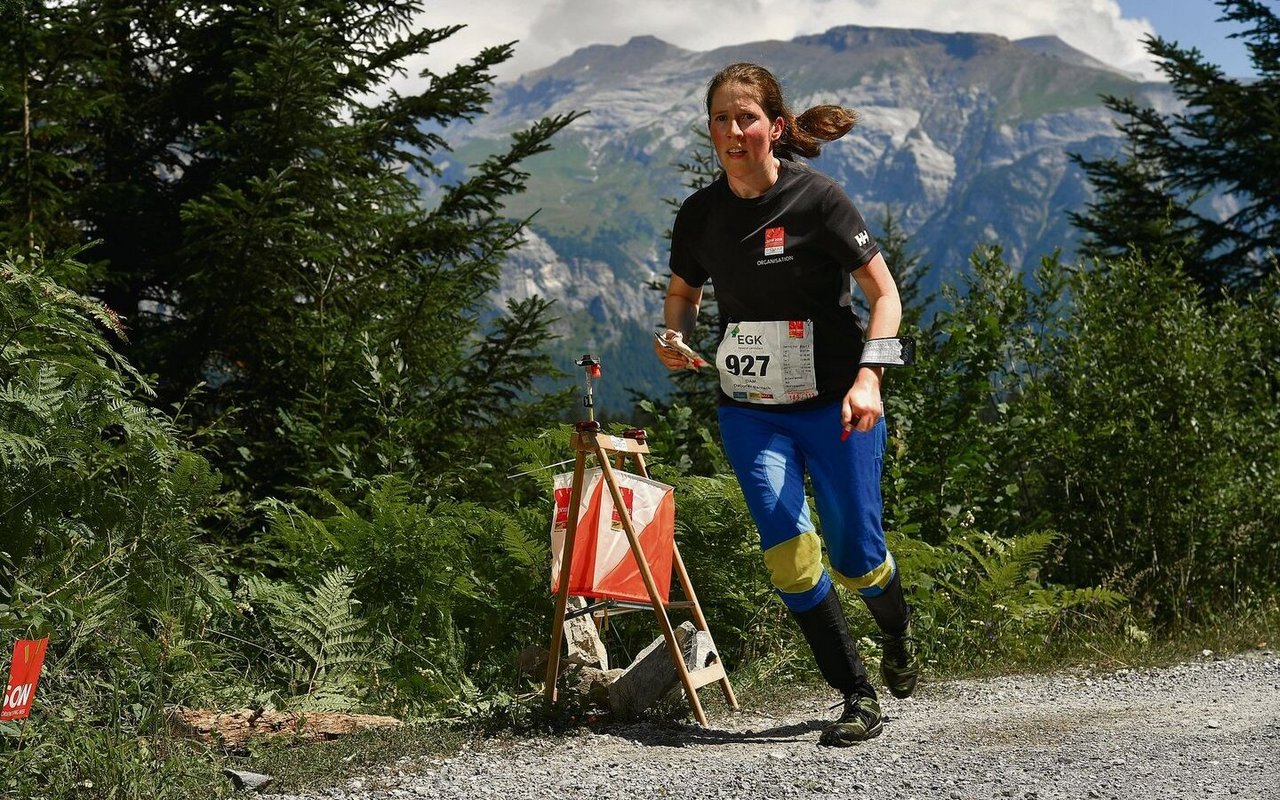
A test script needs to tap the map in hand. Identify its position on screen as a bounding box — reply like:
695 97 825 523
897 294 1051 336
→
654 331 709 370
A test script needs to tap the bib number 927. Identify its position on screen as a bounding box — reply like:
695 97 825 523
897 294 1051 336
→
723 354 769 377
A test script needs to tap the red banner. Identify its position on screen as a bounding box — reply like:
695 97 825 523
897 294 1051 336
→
2 638 49 721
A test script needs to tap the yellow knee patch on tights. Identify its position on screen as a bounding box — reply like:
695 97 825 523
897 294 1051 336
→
762 532 825 595
832 553 895 595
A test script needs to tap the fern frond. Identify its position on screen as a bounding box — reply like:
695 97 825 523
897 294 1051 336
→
497 509 548 569
0 430 48 468
259 568 383 703
1055 586 1128 610
951 531 1057 590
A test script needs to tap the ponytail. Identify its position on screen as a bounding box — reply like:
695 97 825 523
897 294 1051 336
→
782 105 860 160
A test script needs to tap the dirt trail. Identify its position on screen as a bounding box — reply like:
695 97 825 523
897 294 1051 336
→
266 650 1280 800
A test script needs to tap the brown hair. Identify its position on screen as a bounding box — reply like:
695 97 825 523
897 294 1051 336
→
705 62 859 160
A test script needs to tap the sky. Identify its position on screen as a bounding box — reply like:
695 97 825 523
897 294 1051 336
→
409 0 1261 85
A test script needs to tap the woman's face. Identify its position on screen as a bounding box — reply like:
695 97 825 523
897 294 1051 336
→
707 82 784 190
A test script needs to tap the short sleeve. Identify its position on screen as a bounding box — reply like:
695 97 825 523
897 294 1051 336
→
669 196 710 287
820 181 880 271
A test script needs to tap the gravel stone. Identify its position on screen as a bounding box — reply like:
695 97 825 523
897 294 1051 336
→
263 650 1279 800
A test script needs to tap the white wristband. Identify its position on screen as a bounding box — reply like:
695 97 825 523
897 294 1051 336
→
859 337 916 367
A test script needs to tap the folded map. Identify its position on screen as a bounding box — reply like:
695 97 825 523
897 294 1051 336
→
654 331 709 369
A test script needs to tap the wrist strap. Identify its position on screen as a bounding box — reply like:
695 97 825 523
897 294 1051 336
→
859 337 915 367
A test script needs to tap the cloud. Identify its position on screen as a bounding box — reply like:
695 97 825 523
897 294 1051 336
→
411 0 1160 84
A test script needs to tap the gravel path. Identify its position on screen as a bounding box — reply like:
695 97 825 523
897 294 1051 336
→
265 650 1279 800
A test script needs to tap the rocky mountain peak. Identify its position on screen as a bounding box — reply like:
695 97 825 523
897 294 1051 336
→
515 34 690 86
796 23 1008 58
1013 35 1143 78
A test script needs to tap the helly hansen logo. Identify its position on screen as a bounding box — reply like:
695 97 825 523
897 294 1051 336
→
764 227 785 256
855 230 870 247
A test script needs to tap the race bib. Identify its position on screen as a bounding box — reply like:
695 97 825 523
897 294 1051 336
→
715 320 818 404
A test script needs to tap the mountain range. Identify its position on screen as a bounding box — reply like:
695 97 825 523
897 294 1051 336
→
424 25 1173 413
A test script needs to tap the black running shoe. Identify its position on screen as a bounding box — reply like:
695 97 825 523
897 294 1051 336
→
880 622 919 699
818 694 883 746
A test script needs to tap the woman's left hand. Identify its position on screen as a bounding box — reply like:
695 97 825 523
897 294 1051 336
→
842 371 883 434
845 253 899 435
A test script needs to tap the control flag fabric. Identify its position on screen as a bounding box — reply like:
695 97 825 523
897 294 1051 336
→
550 468 676 603
2 637 49 722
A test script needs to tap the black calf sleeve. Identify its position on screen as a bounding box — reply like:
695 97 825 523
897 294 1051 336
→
861 570 911 636
792 588 875 699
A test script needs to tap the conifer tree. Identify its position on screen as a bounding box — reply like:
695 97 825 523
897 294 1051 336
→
0 2 581 508
1070 0 1280 291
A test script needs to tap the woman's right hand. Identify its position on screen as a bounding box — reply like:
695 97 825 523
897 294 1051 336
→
658 274 705 369
654 329 694 370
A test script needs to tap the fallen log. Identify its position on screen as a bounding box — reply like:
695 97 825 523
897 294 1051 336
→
168 708 400 749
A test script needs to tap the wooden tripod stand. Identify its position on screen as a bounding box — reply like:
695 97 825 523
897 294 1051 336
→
544 424 739 727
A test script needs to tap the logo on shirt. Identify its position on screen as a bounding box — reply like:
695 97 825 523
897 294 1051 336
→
854 230 870 247
764 226 785 256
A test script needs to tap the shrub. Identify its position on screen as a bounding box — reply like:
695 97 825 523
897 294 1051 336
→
0 250 233 798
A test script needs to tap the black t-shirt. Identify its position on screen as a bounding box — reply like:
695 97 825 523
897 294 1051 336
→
669 159 881 408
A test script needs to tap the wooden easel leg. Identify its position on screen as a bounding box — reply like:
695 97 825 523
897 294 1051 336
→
672 543 740 711
632 452 739 712
597 444 710 727
545 450 588 705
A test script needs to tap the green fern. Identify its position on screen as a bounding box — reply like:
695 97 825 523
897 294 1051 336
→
1053 586 1128 611
496 507 548 570
288 568 379 680
929 529 1128 651
952 530 1058 604
244 568 384 710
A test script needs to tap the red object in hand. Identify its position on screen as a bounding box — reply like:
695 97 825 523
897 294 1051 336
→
840 427 852 442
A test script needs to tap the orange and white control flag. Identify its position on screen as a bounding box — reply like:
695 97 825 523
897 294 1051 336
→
550 469 676 604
